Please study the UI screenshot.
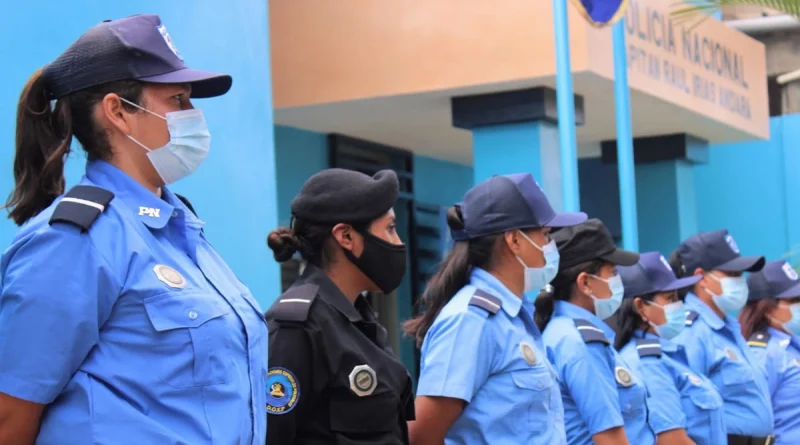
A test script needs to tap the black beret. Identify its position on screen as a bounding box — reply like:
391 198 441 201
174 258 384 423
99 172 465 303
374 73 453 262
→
290 168 399 224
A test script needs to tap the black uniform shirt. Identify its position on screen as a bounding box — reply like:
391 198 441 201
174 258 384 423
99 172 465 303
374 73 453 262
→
265 265 415 445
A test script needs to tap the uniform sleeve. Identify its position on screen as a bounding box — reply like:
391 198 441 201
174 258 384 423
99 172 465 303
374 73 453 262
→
562 341 624 435
416 310 494 402
638 360 686 434
266 323 322 445
0 225 121 404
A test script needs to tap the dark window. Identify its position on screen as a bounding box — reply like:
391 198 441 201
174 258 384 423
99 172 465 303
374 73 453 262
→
768 75 783 117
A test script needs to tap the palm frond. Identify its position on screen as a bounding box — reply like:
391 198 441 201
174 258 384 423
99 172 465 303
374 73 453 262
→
670 0 800 25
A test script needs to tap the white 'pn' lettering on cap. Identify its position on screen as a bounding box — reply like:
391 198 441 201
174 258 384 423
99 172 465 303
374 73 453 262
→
783 262 798 281
725 234 740 254
157 24 183 60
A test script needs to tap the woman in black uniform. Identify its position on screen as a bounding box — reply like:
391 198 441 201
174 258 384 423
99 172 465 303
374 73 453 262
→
265 168 414 445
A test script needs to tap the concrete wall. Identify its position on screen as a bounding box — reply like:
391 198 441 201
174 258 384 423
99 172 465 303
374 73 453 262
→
0 2 279 307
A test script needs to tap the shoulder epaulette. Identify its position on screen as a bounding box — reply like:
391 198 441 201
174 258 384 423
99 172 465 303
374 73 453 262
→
685 311 699 326
573 319 610 345
636 338 662 358
49 185 114 232
747 331 770 348
269 283 319 322
468 289 502 315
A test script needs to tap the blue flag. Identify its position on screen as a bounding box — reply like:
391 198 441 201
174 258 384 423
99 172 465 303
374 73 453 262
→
570 0 629 27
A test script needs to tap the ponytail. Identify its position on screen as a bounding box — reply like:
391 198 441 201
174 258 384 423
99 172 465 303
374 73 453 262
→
668 250 692 299
614 292 656 350
5 70 72 225
4 70 143 226
403 206 499 347
535 259 604 331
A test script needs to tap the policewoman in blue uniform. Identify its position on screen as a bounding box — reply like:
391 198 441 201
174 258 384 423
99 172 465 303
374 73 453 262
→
404 173 586 445
740 260 800 445
669 230 774 445
616 252 726 445
0 15 268 445
265 168 414 445
537 219 654 445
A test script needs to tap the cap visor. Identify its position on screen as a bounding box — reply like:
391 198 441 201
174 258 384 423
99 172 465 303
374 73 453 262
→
139 68 233 98
716 255 766 273
545 211 588 228
601 248 640 266
660 275 701 292
776 280 800 299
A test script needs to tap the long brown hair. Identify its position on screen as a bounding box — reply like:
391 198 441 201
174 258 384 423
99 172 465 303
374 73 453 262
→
402 206 501 347
739 299 778 340
4 70 142 225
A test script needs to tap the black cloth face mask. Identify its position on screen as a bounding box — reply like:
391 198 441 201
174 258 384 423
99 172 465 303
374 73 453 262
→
343 231 407 294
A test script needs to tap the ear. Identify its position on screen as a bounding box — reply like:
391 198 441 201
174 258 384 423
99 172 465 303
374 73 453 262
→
504 231 521 254
693 268 705 277
576 271 592 295
331 223 355 251
101 93 135 135
633 297 647 320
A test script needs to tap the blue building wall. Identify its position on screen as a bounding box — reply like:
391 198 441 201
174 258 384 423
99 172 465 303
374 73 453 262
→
274 126 329 227
0 2 279 307
413 154 473 207
695 114 800 264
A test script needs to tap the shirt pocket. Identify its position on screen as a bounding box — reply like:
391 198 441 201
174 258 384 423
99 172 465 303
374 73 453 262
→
720 356 755 396
329 392 398 443
510 368 555 428
617 383 648 420
144 291 232 388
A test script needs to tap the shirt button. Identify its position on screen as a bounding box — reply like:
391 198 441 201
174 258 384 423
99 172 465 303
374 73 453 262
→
188 310 198 320
627 404 632 410
537 382 543 389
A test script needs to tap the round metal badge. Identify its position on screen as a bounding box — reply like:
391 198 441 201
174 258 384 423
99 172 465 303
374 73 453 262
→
615 366 633 387
520 341 537 366
266 367 300 415
349 364 378 397
154 264 186 289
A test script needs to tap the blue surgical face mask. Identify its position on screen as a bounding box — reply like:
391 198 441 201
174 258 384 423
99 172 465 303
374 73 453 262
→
588 274 625 320
647 301 686 340
705 273 748 317
515 231 560 293
779 302 800 336
122 98 211 185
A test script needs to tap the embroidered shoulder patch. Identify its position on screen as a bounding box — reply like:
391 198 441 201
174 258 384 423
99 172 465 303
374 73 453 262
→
266 367 300 415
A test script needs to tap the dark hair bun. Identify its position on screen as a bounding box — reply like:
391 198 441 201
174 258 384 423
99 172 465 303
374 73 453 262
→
267 227 301 262
446 205 465 231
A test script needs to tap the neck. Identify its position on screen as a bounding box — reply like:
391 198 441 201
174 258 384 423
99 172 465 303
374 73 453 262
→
109 155 162 196
487 266 524 298
325 266 365 304
569 292 596 314
767 317 785 333
695 288 725 319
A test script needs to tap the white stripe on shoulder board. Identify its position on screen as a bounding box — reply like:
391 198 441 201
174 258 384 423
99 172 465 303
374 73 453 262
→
576 325 604 334
636 344 659 350
473 295 501 309
61 197 105 212
280 298 312 304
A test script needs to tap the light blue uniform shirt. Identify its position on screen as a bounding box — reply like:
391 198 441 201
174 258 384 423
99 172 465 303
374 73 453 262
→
542 301 655 445
0 161 268 444
416 268 566 445
675 293 774 437
747 327 800 445
619 332 726 445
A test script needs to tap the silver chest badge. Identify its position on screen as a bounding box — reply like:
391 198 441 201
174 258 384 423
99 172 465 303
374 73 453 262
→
154 264 187 289
520 341 537 366
349 365 378 397
615 366 633 387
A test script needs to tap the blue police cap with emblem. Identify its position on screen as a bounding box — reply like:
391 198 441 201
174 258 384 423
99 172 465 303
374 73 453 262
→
451 173 587 240
676 229 765 274
619 251 702 298
747 260 800 301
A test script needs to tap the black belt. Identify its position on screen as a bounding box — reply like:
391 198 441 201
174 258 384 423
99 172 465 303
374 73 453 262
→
727 435 776 445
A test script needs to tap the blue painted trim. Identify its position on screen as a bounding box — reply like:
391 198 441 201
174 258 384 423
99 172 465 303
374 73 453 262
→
612 20 638 251
553 0 581 212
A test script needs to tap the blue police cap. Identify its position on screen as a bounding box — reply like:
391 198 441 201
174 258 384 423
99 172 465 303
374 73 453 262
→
675 230 765 274
619 251 701 298
42 14 232 99
747 260 800 301
451 173 586 240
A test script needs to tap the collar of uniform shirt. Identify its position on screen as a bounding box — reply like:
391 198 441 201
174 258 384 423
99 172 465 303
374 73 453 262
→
470 268 522 317
684 292 725 331
554 300 617 341
301 265 364 323
86 159 175 230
